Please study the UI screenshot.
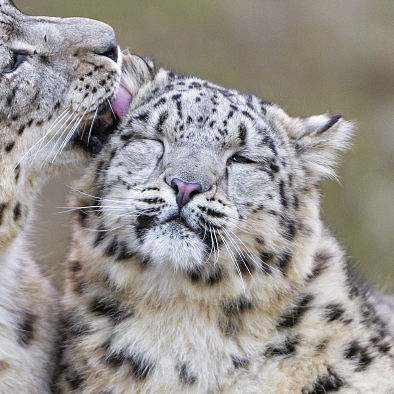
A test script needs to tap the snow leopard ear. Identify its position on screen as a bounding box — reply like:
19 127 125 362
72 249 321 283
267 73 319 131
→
290 113 354 179
0 0 18 9
121 49 155 97
268 106 354 179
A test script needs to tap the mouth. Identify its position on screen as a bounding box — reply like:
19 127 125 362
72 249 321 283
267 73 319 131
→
162 214 204 239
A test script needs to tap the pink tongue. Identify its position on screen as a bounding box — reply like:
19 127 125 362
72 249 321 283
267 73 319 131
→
112 82 132 120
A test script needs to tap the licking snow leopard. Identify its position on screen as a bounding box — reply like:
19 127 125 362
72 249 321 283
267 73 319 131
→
57 53 394 393
0 1 124 393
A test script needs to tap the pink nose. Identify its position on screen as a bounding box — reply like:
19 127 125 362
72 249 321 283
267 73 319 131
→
171 178 202 210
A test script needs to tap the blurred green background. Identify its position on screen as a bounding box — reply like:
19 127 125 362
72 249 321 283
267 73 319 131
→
16 1 394 290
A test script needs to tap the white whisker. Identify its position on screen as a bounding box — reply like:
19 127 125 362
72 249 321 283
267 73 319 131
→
87 107 99 145
218 231 246 294
107 98 117 119
222 227 255 282
226 227 280 276
82 225 124 233
201 223 215 265
15 108 71 168
42 112 80 164
210 225 220 265
53 110 87 161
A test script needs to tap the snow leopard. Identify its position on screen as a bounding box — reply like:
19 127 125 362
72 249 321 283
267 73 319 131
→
56 52 394 393
0 1 123 392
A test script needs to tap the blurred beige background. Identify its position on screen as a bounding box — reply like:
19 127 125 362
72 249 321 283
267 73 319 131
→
16 0 394 290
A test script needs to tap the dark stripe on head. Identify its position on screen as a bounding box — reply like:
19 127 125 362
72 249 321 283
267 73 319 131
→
238 123 247 145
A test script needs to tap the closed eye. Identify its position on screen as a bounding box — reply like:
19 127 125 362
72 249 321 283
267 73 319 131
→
3 51 28 74
227 154 258 165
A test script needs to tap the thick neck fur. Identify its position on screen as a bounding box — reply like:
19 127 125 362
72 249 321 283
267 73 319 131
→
66 214 394 393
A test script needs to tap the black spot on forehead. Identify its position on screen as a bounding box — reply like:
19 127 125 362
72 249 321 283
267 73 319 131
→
156 111 169 134
262 135 278 156
188 81 202 89
153 97 167 108
238 123 247 145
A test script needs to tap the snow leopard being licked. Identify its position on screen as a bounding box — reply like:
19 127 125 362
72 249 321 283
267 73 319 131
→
0 1 124 392
57 52 394 393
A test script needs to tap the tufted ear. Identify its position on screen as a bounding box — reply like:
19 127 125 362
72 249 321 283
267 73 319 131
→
121 49 155 98
268 105 354 180
290 113 354 179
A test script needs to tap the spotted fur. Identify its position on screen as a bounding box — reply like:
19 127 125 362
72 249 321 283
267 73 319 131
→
0 1 121 393
57 53 394 393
